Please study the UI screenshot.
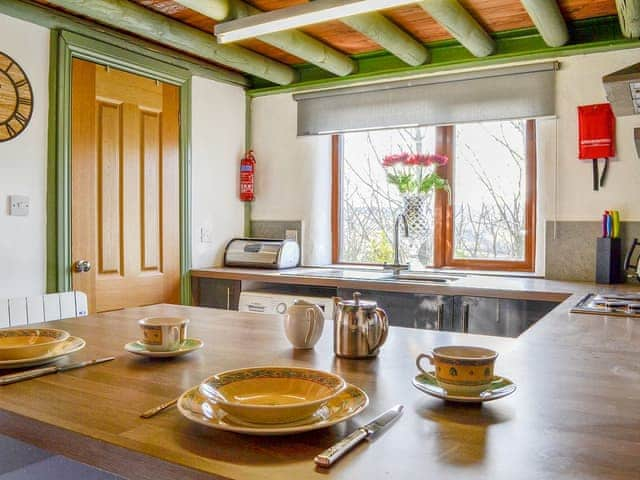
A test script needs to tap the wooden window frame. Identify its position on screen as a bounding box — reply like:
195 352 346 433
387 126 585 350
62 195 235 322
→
332 120 537 272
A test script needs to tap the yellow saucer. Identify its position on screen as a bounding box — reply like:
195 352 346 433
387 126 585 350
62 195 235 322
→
178 383 368 436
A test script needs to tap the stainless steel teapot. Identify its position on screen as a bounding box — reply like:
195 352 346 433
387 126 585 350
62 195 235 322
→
333 292 389 359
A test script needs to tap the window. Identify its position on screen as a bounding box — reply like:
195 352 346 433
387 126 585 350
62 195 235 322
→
333 120 536 271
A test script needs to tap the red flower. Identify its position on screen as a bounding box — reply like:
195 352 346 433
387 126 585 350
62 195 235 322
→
382 153 409 167
428 154 448 166
406 154 420 165
383 152 448 167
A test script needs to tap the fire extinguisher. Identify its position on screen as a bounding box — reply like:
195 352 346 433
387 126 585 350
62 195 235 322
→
239 150 256 202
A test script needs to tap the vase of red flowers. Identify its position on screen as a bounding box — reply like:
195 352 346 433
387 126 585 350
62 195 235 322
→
382 152 450 263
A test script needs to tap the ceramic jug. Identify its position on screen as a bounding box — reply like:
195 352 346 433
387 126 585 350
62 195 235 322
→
284 300 325 349
333 292 389 358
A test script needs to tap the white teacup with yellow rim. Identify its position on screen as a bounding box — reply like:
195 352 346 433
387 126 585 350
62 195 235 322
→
416 346 500 396
138 317 189 352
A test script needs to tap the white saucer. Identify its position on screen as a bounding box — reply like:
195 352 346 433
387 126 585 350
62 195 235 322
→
124 338 203 358
177 383 369 436
0 337 86 369
413 371 516 403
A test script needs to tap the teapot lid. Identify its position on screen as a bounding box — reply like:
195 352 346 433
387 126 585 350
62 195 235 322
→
338 292 377 310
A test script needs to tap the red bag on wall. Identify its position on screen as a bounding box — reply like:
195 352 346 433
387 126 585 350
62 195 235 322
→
578 103 615 191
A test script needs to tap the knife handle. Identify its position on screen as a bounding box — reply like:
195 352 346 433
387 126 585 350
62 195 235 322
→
314 428 368 467
0 366 58 385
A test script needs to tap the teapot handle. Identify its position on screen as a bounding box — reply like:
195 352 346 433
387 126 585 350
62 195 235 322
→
371 307 389 353
304 309 317 345
303 305 324 345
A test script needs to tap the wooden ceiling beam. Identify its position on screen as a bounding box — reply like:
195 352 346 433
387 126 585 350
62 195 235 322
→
520 0 569 47
418 0 496 57
175 0 355 76
44 0 297 85
615 0 640 38
341 13 430 66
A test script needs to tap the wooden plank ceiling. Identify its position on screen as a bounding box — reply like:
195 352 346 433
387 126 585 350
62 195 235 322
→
127 0 618 65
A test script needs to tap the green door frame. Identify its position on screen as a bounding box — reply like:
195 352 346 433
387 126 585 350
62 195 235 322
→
47 30 193 304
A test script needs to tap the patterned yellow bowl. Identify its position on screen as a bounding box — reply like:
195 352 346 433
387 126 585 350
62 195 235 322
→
199 366 346 424
0 328 70 360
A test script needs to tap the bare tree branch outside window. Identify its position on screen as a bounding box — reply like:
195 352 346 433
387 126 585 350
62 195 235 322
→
339 121 527 265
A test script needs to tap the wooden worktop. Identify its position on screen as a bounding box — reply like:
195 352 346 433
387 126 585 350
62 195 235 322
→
0 303 638 479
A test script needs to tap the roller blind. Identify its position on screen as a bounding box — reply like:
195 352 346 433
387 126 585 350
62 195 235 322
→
294 62 558 136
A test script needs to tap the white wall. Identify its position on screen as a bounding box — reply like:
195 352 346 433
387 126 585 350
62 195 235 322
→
539 48 640 221
251 47 640 270
0 13 246 297
250 94 332 265
0 13 49 298
191 76 246 268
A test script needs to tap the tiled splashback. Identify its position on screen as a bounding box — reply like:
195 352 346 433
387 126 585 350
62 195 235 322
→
250 220 302 243
545 221 640 282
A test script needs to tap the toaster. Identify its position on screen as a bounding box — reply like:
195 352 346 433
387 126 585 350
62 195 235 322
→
223 238 300 269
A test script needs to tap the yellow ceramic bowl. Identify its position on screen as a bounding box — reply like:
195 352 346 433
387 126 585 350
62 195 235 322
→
0 328 70 360
199 366 346 424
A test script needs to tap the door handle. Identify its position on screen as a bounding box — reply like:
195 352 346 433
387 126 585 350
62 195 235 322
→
73 260 92 273
462 303 470 333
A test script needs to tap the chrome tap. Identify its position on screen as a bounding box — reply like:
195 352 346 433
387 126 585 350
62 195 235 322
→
385 214 409 275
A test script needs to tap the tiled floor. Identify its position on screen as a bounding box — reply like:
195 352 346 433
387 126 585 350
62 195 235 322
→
0 435 121 480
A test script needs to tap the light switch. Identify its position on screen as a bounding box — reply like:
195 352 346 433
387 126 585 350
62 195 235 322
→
9 195 29 216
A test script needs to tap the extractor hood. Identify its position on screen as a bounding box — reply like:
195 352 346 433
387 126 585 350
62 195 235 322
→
603 63 640 116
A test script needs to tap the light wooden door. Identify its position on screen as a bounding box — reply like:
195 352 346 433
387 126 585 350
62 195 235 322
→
71 59 180 313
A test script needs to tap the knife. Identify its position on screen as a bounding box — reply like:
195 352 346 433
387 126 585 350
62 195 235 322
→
314 404 403 467
0 357 115 386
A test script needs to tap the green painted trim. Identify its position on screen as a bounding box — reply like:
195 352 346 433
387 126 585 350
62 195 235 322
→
247 16 640 96
46 30 193 306
46 30 61 293
0 0 249 87
180 80 193 305
244 95 252 237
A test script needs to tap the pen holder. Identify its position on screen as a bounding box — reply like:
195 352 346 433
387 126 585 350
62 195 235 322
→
596 237 622 284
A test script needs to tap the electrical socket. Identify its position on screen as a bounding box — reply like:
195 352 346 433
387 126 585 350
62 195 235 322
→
285 229 298 242
200 226 213 243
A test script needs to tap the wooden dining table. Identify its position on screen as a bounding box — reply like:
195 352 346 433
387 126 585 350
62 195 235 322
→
0 303 638 480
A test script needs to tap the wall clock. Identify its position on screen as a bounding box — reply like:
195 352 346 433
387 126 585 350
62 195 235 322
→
0 52 33 142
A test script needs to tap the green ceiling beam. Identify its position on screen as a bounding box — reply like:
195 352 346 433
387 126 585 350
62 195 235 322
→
520 0 569 47
247 16 639 96
341 13 430 66
418 0 496 57
44 0 297 85
176 0 356 76
0 0 248 86
616 0 640 38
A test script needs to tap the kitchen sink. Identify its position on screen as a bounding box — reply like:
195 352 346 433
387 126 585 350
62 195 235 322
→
281 268 464 283
281 268 395 281
394 271 464 283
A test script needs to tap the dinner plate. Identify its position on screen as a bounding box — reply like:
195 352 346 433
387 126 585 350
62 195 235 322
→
0 337 86 369
178 383 368 436
413 371 516 403
124 338 203 358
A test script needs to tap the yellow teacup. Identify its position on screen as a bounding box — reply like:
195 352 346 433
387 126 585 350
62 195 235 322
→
139 317 189 352
416 346 498 395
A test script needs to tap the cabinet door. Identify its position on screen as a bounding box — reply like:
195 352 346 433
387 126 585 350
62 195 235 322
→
337 289 453 330
192 278 241 310
453 296 558 337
